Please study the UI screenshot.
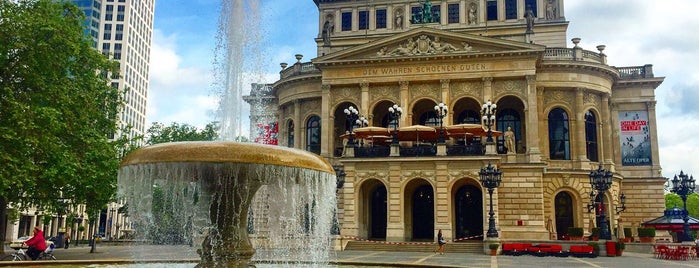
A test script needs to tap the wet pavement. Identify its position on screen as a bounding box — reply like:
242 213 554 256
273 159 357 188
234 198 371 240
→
2 244 699 267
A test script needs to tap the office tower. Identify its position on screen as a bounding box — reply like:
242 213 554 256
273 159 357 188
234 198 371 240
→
71 0 154 139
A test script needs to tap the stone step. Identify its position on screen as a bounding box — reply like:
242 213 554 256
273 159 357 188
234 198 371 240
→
343 240 483 253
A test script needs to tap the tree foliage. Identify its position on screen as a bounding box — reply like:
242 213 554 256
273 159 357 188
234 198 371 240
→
145 122 219 145
665 193 699 218
0 0 122 245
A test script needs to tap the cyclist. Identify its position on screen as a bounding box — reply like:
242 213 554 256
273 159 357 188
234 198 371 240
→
23 226 47 260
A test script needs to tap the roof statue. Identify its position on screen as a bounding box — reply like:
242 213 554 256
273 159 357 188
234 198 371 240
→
411 0 440 24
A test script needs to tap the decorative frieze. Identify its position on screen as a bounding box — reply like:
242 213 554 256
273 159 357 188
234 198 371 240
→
357 171 388 181
447 169 479 181
493 79 526 99
410 83 440 100
301 99 321 116
450 81 481 100
544 90 575 107
332 87 359 104
369 85 399 105
402 170 435 182
375 35 473 57
583 92 600 107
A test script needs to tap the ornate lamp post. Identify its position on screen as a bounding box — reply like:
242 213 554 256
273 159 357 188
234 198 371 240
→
479 163 502 238
670 170 695 241
109 207 115 240
589 164 613 240
481 100 497 143
388 104 403 145
434 102 448 143
344 106 359 146
615 193 626 214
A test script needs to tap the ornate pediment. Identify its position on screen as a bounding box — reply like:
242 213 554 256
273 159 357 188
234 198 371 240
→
375 34 477 57
313 28 545 64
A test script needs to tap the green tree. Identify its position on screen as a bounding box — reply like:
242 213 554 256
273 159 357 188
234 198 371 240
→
666 193 699 218
0 0 122 251
145 122 219 145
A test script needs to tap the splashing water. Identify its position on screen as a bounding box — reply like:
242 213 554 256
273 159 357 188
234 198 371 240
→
118 142 336 267
214 0 266 141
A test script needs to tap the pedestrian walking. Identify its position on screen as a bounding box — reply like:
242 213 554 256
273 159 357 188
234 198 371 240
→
435 229 446 255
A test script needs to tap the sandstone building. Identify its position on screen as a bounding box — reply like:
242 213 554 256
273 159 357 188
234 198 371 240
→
247 0 666 242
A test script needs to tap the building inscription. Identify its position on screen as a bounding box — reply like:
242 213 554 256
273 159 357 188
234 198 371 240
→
362 63 489 76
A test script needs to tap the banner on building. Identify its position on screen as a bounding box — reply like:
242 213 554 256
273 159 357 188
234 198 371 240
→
619 111 651 166
254 122 278 145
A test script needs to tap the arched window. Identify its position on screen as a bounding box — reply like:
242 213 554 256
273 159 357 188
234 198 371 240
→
287 120 294 148
585 110 599 162
496 109 521 154
381 114 399 129
306 116 321 154
419 111 439 127
457 110 480 124
548 108 570 160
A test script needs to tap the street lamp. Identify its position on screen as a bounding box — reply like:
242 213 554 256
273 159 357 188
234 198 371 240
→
109 208 115 240
670 170 695 241
481 100 497 143
589 164 613 240
615 193 626 214
388 104 403 145
75 214 84 246
434 102 448 143
344 106 359 146
479 162 502 238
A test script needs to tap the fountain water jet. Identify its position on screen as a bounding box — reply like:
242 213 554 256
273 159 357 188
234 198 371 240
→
118 142 337 268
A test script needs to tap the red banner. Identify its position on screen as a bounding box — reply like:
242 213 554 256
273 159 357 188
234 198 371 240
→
254 122 278 145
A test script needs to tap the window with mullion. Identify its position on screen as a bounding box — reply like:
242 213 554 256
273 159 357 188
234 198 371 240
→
448 4 459 24
359 10 369 30
585 110 599 162
505 0 517 20
376 9 387 29
548 108 570 160
487 0 497 21
341 12 352 31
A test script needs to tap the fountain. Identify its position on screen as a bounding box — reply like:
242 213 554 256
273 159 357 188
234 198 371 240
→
118 142 337 267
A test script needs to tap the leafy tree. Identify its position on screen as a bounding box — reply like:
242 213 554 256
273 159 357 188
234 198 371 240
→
145 122 219 145
665 193 699 218
0 0 122 251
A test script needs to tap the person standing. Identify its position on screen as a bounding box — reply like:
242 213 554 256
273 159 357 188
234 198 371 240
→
23 226 47 260
64 231 71 249
435 229 446 255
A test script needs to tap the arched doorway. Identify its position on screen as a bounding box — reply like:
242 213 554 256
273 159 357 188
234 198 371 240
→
412 185 434 240
404 179 434 241
554 191 574 240
359 179 387 239
369 184 387 239
454 184 483 240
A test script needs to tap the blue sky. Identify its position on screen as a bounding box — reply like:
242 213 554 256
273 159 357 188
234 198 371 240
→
146 0 699 180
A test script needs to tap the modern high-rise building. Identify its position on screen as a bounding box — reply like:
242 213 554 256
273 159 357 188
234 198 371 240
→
71 0 154 139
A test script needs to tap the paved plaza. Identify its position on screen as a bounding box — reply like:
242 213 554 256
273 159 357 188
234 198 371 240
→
2 244 699 267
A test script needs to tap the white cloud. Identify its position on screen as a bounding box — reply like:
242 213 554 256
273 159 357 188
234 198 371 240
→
566 0 699 179
147 29 216 129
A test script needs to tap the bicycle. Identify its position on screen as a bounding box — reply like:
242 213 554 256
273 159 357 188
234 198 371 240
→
1 248 28 261
1 245 56 261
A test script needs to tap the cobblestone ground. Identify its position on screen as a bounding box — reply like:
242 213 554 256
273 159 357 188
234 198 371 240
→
2 244 699 268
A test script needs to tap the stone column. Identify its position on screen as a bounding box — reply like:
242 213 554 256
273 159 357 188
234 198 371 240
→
459 0 467 24
537 87 548 161
437 79 450 156
525 75 541 162
600 94 612 166
575 88 588 165
386 162 405 241
399 81 410 126
360 82 370 117
294 100 302 149
647 101 662 176
434 161 451 238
